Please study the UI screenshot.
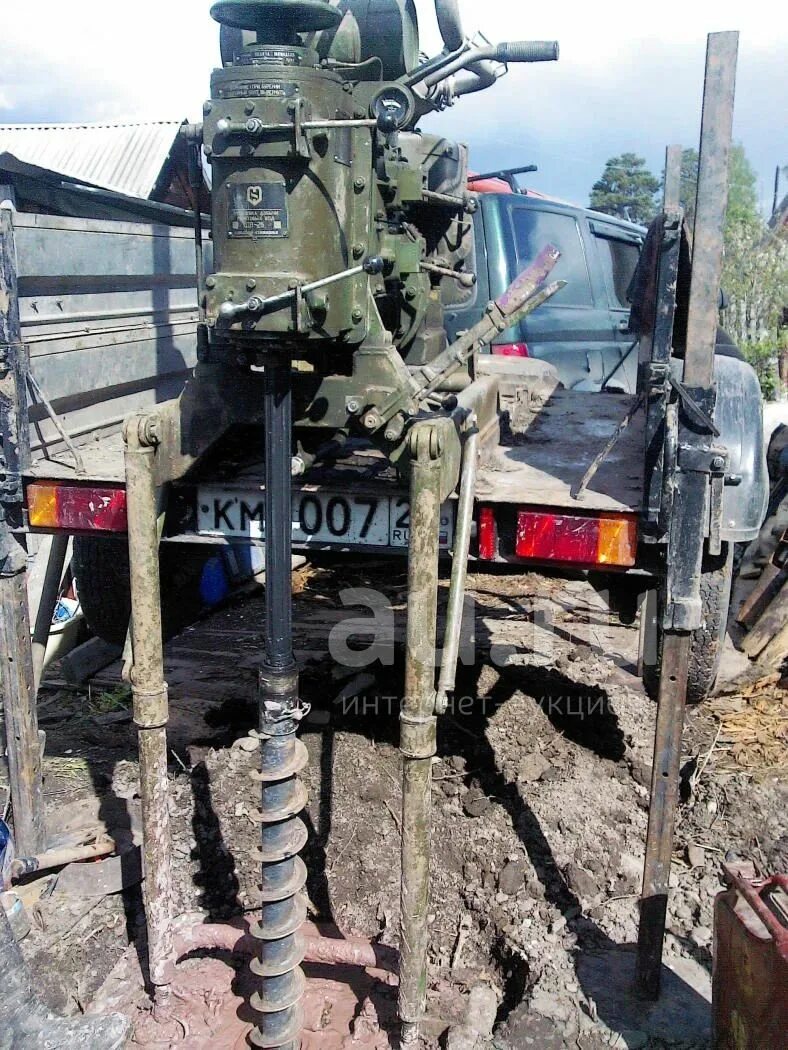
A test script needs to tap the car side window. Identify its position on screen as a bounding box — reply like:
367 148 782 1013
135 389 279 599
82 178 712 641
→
592 227 642 309
511 209 593 307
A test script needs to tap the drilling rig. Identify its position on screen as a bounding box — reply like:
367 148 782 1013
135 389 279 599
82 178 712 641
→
119 1 562 1045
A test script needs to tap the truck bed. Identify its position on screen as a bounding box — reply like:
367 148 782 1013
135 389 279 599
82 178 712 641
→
476 390 645 514
27 393 647 518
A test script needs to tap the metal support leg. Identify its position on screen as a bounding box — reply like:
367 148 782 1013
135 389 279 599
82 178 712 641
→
399 445 443 1045
636 631 690 996
436 428 478 714
251 354 308 1050
31 534 69 693
124 416 174 1000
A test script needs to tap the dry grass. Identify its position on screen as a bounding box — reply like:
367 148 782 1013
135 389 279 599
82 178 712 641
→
708 673 788 778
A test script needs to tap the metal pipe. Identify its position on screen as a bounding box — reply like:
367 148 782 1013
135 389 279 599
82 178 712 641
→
436 428 479 713
26 372 86 476
434 0 464 52
636 631 691 997
171 920 399 974
251 354 308 1050
124 416 174 1000
399 442 442 1045
31 534 69 693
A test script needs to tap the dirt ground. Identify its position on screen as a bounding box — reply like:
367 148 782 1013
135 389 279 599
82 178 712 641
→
6 556 787 1049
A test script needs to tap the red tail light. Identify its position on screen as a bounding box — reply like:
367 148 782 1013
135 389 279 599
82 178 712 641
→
477 506 498 560
492 342 530 357
27 482 127 533
516 510 637 568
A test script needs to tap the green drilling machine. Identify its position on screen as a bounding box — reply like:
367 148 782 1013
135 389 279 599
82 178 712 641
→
124 2 560 1047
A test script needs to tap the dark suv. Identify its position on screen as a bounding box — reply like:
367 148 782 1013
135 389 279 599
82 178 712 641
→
445 192 645 392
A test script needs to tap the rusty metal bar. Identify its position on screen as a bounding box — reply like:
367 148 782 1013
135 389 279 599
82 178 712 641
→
636 632 691 995
684 31 739 389
124 415 174 1001
637 34 739 998
399 437 443 1046
172 921 399 974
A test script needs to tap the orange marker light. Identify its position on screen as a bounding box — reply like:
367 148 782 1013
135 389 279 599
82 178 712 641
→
516 509 637 568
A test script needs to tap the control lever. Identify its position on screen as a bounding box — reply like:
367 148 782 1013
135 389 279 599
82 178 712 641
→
216 257 385 324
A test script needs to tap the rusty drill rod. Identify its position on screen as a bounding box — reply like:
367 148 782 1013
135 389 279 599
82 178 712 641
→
124 416 175 1000
636 631 691 996
399 445 443 1045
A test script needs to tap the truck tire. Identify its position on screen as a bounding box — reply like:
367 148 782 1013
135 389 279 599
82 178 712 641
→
72 536 211 646
643 543 734 705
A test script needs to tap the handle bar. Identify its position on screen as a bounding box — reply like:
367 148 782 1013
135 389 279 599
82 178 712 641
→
493 40 559 63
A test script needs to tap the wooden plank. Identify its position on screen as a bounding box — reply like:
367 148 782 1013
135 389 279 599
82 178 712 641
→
1 207 46 855
743 580 788 658
0 573 46 854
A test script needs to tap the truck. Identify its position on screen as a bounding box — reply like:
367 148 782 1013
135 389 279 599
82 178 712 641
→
0 4 768 1047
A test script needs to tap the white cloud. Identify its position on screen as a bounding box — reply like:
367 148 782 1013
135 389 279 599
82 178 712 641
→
1 0 784 206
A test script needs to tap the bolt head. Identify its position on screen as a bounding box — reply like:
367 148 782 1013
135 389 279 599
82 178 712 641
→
246 278 257 291
205 276 217 289
363 413 380 430
244 101 255 115
712 456 725 470
351 308 364 324
354 177 367 192
352 243 365 259
346 399 361 414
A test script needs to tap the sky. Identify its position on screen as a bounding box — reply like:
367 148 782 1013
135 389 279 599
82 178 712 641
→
2 0 785 212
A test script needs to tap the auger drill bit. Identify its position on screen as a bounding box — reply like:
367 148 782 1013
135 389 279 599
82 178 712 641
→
250 354 309 1050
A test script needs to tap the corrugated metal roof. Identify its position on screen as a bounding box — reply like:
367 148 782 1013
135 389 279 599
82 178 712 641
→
0 121 185 200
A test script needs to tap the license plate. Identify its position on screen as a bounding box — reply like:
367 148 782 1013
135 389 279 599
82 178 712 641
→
197 486 454 550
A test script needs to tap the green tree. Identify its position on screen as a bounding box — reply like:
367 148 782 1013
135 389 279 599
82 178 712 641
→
664 144 757 230
678 147 699 226
725 144 759 227
589 153 660 224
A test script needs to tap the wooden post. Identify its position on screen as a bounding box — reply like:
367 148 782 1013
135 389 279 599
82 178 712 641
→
0 206 46 855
